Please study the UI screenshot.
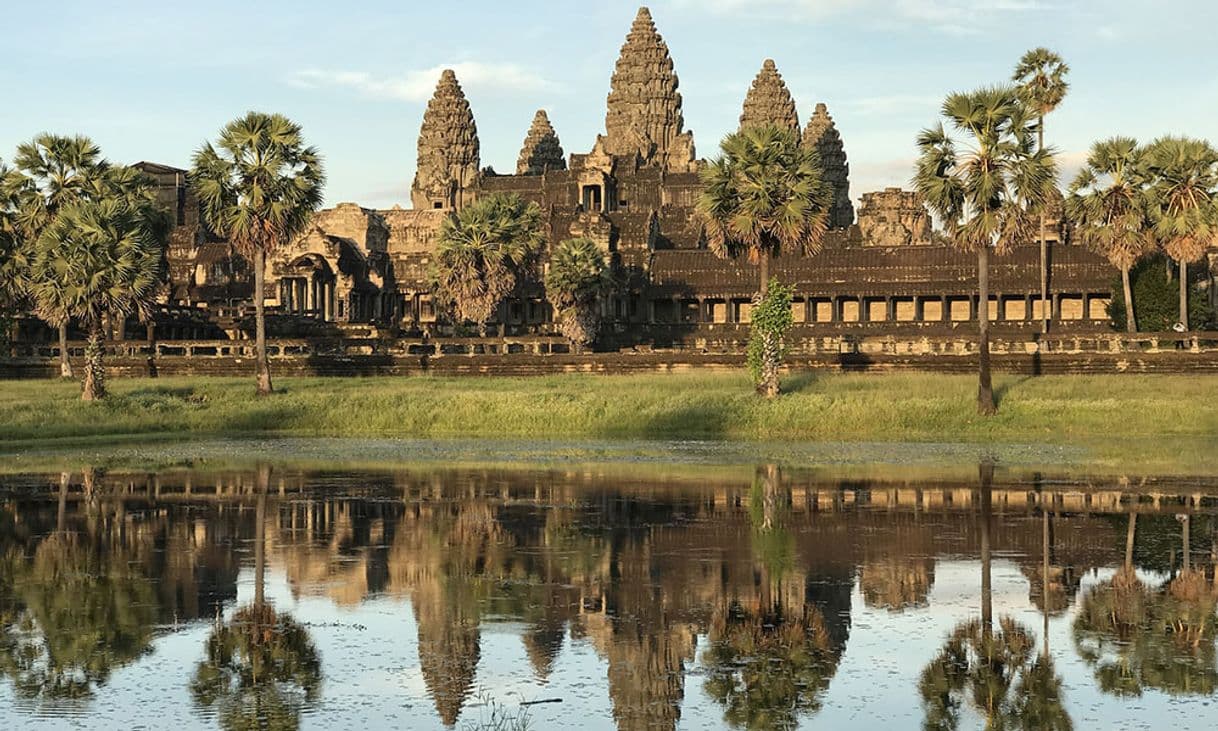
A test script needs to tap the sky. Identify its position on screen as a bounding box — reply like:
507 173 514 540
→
2 0 1215 210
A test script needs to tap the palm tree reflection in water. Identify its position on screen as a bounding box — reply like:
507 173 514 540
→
702 465 846 729
191 467 321 731
919 463 1072 730
0 469 157 708
1073 510 1218 697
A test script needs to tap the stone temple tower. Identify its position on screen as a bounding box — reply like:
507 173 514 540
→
738 59 800 134
599 7 696 171
411 69 481 211
516 110 566 175
803 102 854 228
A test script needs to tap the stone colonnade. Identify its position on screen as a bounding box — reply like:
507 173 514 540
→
641 291 1112 325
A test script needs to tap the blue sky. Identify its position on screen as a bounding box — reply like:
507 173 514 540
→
3 0 1215 209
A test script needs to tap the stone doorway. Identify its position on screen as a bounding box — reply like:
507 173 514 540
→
281 255 337 321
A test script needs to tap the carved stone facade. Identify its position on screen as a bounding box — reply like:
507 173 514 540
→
600 7 696 172
411 69 481 211
739 59 800 134
803 103 854 228
268 203 390 323
120 5 1107 342
857 188 933 248
516 110 566 176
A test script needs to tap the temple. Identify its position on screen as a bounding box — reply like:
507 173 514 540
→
111 6 1119 348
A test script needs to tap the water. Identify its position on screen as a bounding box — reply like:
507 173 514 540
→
1 460 1216 730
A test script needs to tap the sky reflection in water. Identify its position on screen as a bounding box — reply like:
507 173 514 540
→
1 464 1216 730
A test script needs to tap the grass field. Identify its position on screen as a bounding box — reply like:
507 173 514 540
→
1 371 1214 447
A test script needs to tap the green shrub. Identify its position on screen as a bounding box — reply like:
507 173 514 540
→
746 279 793 395
1108 253 1213 331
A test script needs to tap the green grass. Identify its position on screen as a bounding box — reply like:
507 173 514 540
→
1 371 1214 450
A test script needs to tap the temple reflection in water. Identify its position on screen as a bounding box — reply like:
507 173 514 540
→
1 465 1216 729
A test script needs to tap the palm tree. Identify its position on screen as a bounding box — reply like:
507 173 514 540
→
1013 48 1069 335
5 135 111 378
697 125 830 398
1141 136 1218 330
697 125 831 298
913 87 1056 415
191 112 325 396
544 237 611 350
26 171 168 400
0 161 27 327
1066 138 1155 333
430 192 544 336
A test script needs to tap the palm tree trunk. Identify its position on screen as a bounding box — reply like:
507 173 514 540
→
759 252 770 297
1042 506 1050 658
977 247 996 415
1125 512 1137 570
58 321 72 378
979 462 994 636
761 464 779 530
756 251 780 398
1179 259 1189 330
760 332 780 399
57 472 69 534
255 467 268 607
1182 513 1190 573
1038 118 1049 335
1122 266 1137 333
253 249 273 396
81 320 106 401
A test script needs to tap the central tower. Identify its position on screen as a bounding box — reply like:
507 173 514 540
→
599 7 696 171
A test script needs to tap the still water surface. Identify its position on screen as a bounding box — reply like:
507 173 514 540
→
1 462 1216 730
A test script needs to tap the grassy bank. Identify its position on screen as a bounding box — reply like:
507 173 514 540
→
1 372 1214 448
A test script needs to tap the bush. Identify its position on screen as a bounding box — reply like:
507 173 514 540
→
1108 254 1213 331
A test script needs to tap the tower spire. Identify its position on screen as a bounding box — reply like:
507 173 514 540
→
803 102 854 228
411 69 480 210
600 6 695 170
516 110 566 175
739 59 800 134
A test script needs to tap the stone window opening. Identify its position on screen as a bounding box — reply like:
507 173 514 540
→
433 200 444 209
582 185 603 212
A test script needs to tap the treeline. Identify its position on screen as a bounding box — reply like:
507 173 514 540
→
1 113 325 400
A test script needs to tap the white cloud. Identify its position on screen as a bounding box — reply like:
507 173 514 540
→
287 62 556 103
834 93 942 116
1054 149 1089 187
671 0 866 19
667 0 1048 33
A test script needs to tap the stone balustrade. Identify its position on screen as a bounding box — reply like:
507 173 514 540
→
3 331 1216 379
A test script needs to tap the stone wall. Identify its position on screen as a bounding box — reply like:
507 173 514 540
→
857 188 933 247
5 332 1217 380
